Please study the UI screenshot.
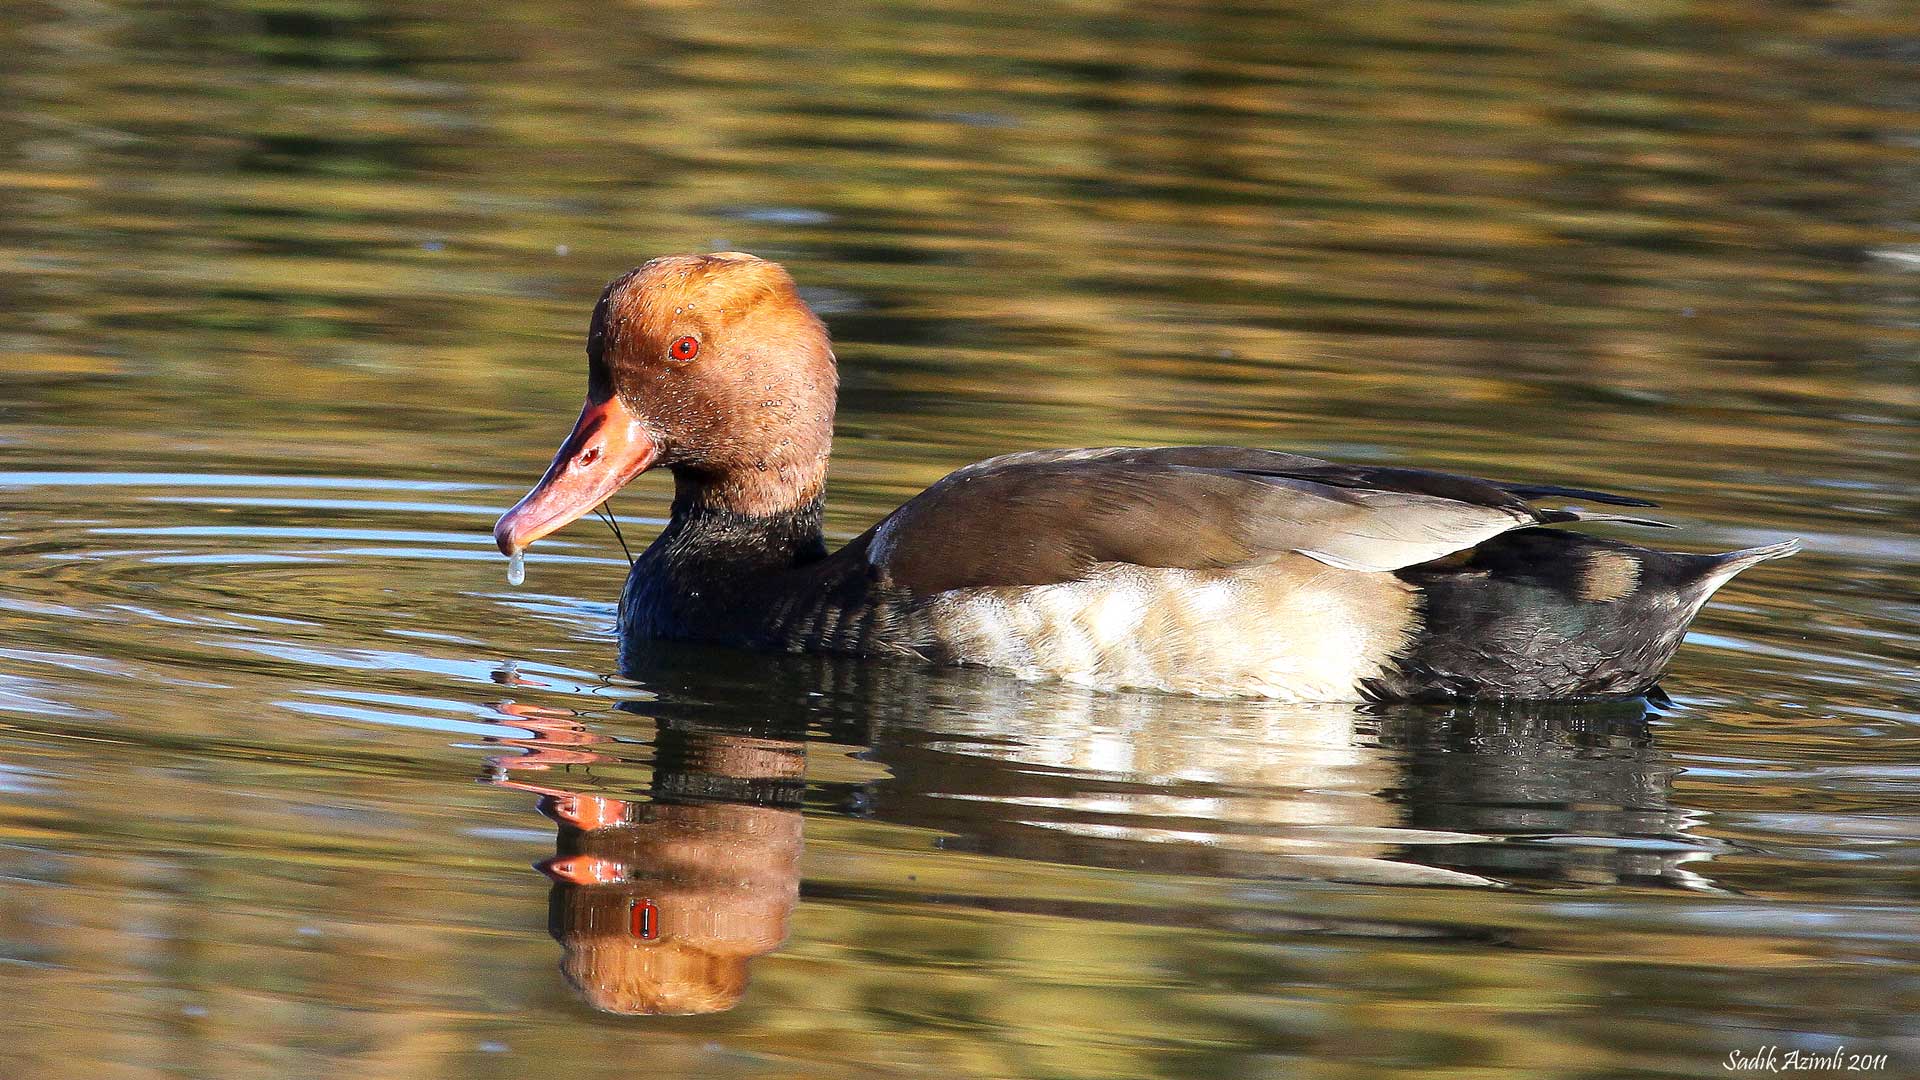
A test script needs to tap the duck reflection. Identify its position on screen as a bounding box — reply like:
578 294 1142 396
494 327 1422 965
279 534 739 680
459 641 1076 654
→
804 659 1708 891
481 650 1718 1014
485 702 806 1015
1377 701 1714 888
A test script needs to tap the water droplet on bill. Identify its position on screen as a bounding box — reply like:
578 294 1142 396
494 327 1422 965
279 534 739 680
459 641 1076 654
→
506 551 525 586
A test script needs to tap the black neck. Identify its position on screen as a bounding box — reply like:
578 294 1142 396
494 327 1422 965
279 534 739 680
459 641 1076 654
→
656 494 828 574
620 494 829 641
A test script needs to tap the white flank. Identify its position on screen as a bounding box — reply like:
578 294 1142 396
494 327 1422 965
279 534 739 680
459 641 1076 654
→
922 561 1416 699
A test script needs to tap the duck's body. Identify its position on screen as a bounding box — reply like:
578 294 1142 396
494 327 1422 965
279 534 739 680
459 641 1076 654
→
497 254 1797 701
614 446 1795 700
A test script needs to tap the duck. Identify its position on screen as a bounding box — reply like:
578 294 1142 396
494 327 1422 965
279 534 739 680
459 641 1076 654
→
493 252 1799 701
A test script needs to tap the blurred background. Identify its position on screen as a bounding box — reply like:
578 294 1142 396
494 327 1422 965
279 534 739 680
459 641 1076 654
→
0 0 1916 1077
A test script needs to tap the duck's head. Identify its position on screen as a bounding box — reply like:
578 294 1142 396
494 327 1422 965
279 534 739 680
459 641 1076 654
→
493 252 836 556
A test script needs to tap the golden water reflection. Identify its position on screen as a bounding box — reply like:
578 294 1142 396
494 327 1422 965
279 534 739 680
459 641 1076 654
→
484 652 1717 1015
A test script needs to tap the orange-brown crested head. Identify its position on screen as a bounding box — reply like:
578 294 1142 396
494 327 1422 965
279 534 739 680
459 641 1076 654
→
494 253 837 555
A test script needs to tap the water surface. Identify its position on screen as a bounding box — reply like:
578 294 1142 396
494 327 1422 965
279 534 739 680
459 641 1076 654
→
1 1 1917 1077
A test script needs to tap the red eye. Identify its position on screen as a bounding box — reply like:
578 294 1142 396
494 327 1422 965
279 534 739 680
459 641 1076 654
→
669 336 700 361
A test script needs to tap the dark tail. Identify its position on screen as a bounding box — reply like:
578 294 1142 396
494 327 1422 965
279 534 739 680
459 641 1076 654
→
1689 539 1802 602
1374 533 1801 701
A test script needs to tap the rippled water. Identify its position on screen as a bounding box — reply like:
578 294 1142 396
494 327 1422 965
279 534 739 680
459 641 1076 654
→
2 1 1917 1076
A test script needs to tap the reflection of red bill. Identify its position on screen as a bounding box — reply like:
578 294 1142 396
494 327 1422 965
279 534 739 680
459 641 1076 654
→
537 853 626 885
631 898 659 940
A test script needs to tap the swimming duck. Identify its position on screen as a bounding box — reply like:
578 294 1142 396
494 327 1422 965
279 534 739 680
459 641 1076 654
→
494 252 1798 700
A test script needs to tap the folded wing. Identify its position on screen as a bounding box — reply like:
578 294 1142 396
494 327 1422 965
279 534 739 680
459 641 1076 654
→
864 446 1665 595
